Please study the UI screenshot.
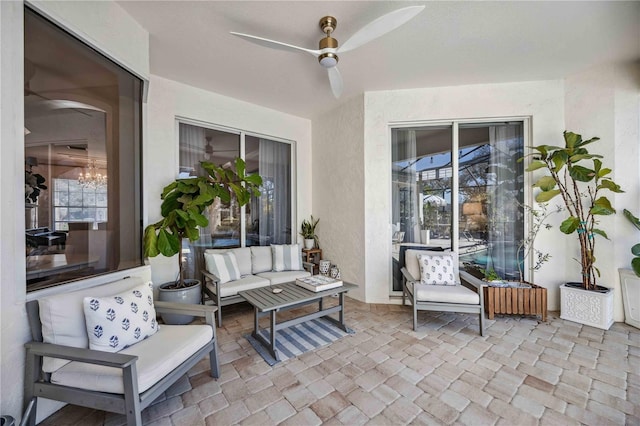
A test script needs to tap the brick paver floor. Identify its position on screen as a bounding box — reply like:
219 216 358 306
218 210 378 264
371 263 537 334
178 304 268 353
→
40 297 639 425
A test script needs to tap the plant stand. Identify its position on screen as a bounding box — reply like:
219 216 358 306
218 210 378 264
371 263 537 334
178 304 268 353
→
302 248 322 275
560 283 614 330
484 283 547 322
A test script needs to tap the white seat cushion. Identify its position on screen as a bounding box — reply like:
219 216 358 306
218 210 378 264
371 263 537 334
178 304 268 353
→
413 282 480 305
256 270 311 285
207 275 270 298
50 324 213 394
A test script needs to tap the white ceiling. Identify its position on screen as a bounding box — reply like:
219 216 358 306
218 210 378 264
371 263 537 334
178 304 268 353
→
117 1 640 119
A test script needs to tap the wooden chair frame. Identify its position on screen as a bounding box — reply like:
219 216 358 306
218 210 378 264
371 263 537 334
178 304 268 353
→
23 301 220 426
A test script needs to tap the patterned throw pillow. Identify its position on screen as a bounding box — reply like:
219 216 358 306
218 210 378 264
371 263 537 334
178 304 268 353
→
271 244 303 272
204 252 241 284
417 254 457 286
83 282 158 352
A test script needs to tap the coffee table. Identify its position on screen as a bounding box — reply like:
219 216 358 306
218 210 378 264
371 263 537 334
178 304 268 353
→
239 281 357 361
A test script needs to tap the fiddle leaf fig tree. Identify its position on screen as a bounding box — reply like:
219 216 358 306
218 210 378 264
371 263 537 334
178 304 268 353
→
523 131 623 290
144 158 262 288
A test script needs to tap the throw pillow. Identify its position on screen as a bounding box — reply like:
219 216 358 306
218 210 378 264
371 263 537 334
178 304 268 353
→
83 282 158 352
204 251 241 284
271 244 303 272
417 253 457 286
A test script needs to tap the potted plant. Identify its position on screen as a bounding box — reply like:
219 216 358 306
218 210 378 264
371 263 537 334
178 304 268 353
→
525 131 623 329
300 215 319 249
619 209 640 328
144 158 262 324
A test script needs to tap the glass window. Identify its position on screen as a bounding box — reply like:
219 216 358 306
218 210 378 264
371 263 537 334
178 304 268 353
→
24 8 143 291
178 122 293 281
391 122 524 293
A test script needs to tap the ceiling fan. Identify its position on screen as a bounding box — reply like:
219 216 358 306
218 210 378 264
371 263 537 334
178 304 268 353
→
230 5 425 98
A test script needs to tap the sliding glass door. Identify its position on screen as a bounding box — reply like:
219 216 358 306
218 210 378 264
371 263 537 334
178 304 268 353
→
391 120 525 293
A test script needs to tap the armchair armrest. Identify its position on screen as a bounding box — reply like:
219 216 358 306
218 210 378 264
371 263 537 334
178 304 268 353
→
25 341 137 368
400 267 418 283
154 301 218 317
201 270 220 284
459 270 485 292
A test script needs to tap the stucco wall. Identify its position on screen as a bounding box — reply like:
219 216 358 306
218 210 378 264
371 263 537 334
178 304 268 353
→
0 1 148 421
311 96 366 301
145 75 312 285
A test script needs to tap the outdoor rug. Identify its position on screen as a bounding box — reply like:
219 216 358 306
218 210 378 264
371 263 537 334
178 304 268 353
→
245 317 355 366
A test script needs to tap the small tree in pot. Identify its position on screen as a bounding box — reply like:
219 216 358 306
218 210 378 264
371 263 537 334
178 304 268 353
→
144 159 262 290
524 131 623 290
623 209 640 276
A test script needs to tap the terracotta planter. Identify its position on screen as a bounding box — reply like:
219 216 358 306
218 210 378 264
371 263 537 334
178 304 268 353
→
560 282 614 330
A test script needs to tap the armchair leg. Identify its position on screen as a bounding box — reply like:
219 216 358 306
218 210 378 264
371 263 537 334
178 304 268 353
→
479 310 485 336
413 305 417 331
23 349 40 426
123 364 141 426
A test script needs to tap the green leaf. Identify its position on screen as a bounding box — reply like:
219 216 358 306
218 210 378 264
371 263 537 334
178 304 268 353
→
175 209 189 220
597 179 623 194
188 209 209 227
143 226 159 257
623 209 640 231
591 228 609 239
580 136 600 147
245 173 263 186
560 216 580 234
631 243 640 256
569 154 594 163
564 131 581 150
551 151 568 172
235 158 246 177
525 160 547 172
535 189 561 202
569 165 595 182
177 181 198 194
532 176 557 191
160 191 181 217
157 229 180 257
184 224 199 241
631 257 640 276
590 197 615 215
161 181 178 199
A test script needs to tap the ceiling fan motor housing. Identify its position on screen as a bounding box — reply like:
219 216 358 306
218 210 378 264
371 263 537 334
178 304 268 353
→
318 16 339 68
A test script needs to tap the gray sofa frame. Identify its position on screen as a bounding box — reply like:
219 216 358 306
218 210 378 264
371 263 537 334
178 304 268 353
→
402 268 485 336
23 300 220 426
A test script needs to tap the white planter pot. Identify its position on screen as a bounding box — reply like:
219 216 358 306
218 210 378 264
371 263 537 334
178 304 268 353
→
304 238 315 250
420 230 431 245
560 283 614 330
619 269 640 329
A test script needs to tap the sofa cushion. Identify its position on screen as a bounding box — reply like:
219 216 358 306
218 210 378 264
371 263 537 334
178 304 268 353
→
83 282 158 353
205 248 252 277
417 253 457 285
271 244 304 271
405 250 460 283
256 270 311 285
206 275 270 298
204 252 241 284
50 324 212 394
412 282 480 305
251 246 272 274
39 276 147 373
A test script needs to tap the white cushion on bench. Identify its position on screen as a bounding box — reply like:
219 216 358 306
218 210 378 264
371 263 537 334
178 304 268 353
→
250 246 272 273
256 270 311 285
205 248 252 277
50 324 212 394
412 282 479 305
208 275 270 298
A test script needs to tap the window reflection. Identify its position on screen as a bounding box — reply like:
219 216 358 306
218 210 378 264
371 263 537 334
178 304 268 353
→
24 8 142 291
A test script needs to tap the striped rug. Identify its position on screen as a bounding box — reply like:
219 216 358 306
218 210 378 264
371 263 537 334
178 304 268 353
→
245 318 355 366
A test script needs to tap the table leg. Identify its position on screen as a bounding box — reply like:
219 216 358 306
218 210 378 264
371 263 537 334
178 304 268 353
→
253 307 259 336
338 292 345 326
319 297 323 311
269 311 279 361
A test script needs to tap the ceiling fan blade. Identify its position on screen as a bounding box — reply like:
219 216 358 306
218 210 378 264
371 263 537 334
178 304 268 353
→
230 32 320 57
338 5 425 53
328 67 343 98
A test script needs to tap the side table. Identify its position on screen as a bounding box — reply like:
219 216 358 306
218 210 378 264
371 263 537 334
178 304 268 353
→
302 248 322 274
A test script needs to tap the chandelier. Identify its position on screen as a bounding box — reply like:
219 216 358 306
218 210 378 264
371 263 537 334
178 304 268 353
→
78 160 107 189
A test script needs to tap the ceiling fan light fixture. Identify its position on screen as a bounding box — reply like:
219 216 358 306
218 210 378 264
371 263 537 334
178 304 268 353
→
318 53 338 68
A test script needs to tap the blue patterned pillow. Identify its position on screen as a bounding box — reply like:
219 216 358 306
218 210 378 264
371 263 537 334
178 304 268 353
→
83 282 158 352
417 253 457 286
